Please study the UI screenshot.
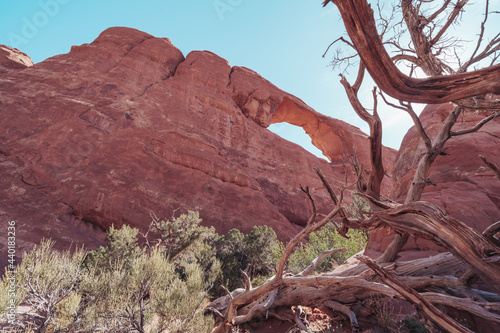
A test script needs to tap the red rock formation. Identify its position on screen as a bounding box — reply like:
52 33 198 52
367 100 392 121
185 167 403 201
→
0 45 33 70
366 103 500 258
0 27 394 266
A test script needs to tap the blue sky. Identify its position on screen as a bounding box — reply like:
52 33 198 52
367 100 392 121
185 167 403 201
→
2 0 492 159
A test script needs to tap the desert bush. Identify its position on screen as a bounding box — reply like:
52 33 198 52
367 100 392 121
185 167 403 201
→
282 224 368 274
82 223 143 273
214 225 279 293
0 206 367 332
80 248 214 333
147 211 216 261
11 239 86 333
1 215 216 333
281 191 370 274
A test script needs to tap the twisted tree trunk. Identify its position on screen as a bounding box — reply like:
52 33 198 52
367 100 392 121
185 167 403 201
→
323 0 500 104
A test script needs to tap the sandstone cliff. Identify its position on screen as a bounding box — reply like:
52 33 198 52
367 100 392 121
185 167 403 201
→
0 27 396 265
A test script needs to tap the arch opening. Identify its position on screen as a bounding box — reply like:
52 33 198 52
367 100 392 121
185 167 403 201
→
268 122 328 161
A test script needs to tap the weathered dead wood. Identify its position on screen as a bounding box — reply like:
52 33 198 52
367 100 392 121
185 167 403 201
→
323 0 500 104
323 301 360 333
339 76 384 200
451 111 500 136
209 257 500 329
338 251 465 278
314 168 351 237
362 201 500 293
401 0 466 76
481 155 500 181
358 255 475 333
292 305 310 331
378 105 465 262
483 221 500 247
422 292 500 325
297 248 347 277
392 252 466 277
233 289 278 325
208 248 500 331
240 269 252 291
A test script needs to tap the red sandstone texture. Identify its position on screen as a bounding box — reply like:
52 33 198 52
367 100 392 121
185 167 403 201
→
0 45 33 70
0 27 395 265
366 103 500 258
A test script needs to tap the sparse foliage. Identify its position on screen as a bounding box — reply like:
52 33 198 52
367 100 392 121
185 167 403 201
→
1 215 217 333
215 226 280 293
13 240 86 333
284 225 367 274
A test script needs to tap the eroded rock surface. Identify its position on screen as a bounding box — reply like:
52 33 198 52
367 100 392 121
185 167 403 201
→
0 27 395 265
0 45 33 70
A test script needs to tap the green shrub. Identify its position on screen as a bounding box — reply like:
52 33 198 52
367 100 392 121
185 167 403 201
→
282 224 367 274
12 239 86 333
83 223 143 273
214 225 279 293
401 315 429 333
281 191 370 275
1 217 216 333
0 204 369 332
148 211 216 261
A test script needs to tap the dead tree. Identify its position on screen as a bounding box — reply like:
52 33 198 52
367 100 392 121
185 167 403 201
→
206 1 500 332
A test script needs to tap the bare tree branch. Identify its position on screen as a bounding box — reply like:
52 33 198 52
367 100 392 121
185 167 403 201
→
326 0 500 104
483 221 500 248
379 91 432 150
429 1 469 48
451 111 499 136
460 1 500 72
339 75 384 200
297 248 347 277
480 155 500 180
358 255 474 333
323 300 360 333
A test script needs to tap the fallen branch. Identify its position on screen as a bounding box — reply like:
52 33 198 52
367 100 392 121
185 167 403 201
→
297 248 347 277
483 221 500 247
292 305 310 331
362 201 500 292
323 300 360 333
358 255 474 333
233 289 278 325
481 155 500 180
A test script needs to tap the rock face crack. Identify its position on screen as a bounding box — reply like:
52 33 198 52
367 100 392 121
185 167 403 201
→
104 35 154 75
484 131 500 141
131 73 170 101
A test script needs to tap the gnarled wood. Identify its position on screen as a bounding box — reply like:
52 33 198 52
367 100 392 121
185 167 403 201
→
359 255 474 333
481 155 500 181
209 2 500 330
483 221 500 248
365 201 500 293
323 300 360 333
339 76 384 200
297 248 347 277
324 0 500 104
